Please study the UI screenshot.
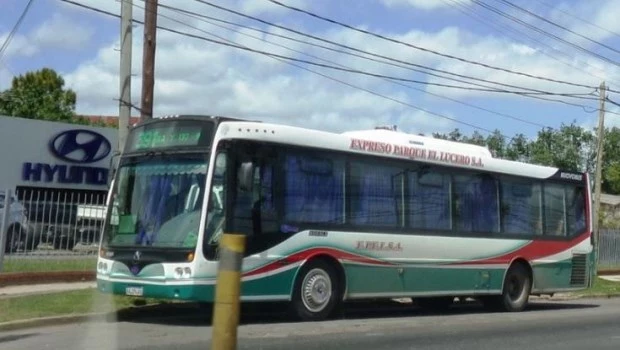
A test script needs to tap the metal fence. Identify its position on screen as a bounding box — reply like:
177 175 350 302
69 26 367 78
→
598 229 620 269
0 188 105 273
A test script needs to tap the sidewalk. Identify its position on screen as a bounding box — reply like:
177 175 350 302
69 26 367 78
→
0 281 96 299
599 274 620 282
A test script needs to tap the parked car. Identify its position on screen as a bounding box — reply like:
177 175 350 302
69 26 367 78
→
0 190 37 253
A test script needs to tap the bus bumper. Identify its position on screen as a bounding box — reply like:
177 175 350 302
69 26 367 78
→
97 278 215 302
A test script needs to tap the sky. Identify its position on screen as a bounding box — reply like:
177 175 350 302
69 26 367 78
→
2 0 620 142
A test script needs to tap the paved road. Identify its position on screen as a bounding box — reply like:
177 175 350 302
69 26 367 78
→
1 298 620 350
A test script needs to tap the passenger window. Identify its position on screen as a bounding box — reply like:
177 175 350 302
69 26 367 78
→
408 169 451 231
348 160 402 227
453 173 499 233
566 186 586 235
500 178 543 235
283 153 345 224
544 184 566 236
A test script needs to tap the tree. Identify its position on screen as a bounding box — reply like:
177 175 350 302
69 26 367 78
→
0 67 77 122
505 133 530 162
529 122 594 172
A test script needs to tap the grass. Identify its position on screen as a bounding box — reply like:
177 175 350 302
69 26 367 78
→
568 277 620 298
2 257 97 273
0 288 160 324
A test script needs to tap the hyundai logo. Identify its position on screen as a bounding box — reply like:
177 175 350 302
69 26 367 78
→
49 129 111 164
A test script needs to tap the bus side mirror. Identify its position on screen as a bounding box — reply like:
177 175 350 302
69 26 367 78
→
239 162 254 192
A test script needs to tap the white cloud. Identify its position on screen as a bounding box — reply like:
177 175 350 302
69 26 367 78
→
0 32 38 58
239 0 306 16
380 0 471 10
33 13 94 50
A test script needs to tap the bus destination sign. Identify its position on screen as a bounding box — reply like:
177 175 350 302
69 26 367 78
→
126 120 214 152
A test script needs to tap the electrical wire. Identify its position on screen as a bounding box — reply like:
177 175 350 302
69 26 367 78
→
441 0 620 88
157 2 549 128
530 0 620 39
264 0 620 94
469 0 620 68
492 0 620 56
61 0 501 135
0 0 35 61
157 1 600 105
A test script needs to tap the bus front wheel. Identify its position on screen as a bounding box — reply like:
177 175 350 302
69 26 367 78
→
485 262 532 312
291 259 341 321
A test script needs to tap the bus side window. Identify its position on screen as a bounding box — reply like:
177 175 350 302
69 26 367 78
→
251 162 279 235
543 183 566 236
566 186 586 235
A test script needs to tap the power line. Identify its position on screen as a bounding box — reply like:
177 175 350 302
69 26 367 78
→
157 2 549 128
264 0 620 94
157 1 600 106
469 0 620 68
441 0 620 88
62 0 620 135
0 0 34 61
64 0 611 126
62 0 499 135
75 1 596 100
157 2 551 96
530 0 620 39
492 0 620 57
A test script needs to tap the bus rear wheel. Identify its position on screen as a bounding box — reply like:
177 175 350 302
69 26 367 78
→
291 259 341 321
485 262 531 312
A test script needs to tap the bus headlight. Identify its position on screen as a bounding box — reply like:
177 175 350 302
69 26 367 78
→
173 266 192 279
97 261 109 274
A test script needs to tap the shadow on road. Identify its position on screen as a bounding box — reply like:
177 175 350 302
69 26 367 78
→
0 333 39 344
105 298 600 328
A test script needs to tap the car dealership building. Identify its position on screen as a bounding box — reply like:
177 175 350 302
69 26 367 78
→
0 115 120 205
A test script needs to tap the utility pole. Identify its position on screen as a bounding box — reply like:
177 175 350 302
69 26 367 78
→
119 0 132 155
593 81 606 271
141 0 158 121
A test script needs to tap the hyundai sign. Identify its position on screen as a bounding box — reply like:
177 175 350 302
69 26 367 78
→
0 116 117 190
49 129 111 163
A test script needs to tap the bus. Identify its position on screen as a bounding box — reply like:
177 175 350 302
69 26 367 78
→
96 114 594 321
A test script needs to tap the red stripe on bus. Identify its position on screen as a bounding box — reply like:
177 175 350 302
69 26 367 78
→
453 231 590 265
243 247 393 277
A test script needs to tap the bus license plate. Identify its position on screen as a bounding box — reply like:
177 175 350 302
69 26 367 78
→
125 286 144 296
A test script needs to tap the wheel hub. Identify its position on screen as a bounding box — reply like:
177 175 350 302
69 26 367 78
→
301 268 332 313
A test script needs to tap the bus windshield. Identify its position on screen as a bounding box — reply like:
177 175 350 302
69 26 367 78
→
104 154 208 248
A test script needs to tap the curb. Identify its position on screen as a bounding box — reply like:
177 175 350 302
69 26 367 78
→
0 313 109 332
0 271 95 287
597 269 620 275
0 303 197 332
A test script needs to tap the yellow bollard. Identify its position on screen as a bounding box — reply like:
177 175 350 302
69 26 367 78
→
211 233 246 350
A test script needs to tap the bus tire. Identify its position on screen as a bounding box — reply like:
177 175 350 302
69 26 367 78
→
291 259 341 321
487 262 532 312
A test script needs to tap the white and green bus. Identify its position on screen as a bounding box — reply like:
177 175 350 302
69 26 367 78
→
96 115 593 321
